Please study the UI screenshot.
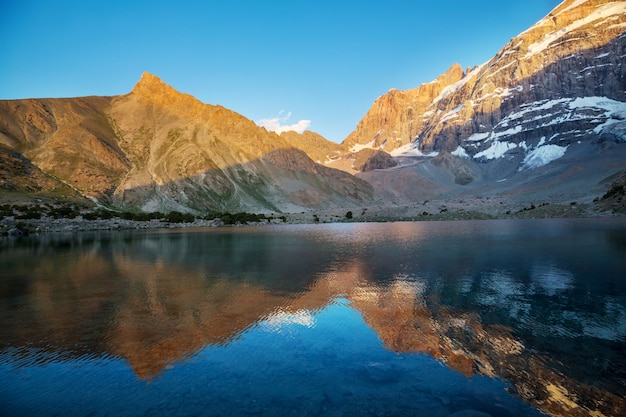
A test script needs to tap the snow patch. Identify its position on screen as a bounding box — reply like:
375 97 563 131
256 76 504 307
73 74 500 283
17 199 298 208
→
567 97 626 137
390 143 439 157
558 0 590 15
440 105 463 123
485 61 516 80
474 141 518 160
519 145 568 170
537 136 546 147
568 96 625 112
466 132 491 142
493 125 523 139
493 97 626 134
451 146 470 159
466 125 524 144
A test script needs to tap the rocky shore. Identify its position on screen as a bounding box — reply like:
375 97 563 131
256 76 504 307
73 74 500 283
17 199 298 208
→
1 195 623 237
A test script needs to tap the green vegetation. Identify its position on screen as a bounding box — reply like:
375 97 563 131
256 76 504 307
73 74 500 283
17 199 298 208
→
603 184 625 200
1 204 279 235
163 211 195 223
205 211 269 225
0 203 83 220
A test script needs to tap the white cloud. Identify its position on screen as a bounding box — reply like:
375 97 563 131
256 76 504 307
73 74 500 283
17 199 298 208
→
257 110 311 134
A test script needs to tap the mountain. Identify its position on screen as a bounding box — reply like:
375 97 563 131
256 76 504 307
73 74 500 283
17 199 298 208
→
279 130 346 164
337 0 626 205
1 0 625 214
0 73 373 212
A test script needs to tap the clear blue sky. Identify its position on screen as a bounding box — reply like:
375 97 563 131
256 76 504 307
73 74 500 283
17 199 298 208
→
1 0 562 142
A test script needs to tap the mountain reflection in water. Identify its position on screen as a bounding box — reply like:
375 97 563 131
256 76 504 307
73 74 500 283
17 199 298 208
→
1 219 625 417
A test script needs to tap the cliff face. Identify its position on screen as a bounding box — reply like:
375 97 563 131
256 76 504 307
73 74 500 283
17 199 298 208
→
345 0 626 162
343 63 465 153
0 73 372 212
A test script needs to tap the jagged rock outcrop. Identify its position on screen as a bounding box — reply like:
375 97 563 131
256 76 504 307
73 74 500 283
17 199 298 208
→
345 0 626 166
332 0 626 205
0 73 373 212
343 64 465 153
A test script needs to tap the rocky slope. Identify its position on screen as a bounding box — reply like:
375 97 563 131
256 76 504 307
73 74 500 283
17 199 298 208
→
0 73 373 213
279 129 346 164
346 0 626 156
338 0 626 205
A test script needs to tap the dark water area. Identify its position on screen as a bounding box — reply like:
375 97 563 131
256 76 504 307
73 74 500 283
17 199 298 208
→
1 218 625 417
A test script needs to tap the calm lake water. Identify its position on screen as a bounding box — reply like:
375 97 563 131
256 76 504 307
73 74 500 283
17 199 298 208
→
1 218 625 417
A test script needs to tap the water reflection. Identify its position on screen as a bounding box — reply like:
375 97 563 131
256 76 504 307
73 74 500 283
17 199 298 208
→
1 219 625 417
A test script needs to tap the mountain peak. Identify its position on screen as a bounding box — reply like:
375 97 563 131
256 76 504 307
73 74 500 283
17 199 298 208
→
132 72 178 97
136 71 165 86
442 63 464 79
129 72 204 113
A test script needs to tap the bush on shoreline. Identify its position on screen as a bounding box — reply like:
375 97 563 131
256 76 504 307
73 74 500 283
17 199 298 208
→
0 203 275 230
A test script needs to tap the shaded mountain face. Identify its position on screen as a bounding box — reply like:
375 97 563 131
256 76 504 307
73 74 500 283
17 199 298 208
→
341 0 626 203
0 73 372 213
347 0 626 157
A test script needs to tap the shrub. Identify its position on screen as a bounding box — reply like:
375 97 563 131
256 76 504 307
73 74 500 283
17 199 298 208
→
98 209 114 220
15 207 43 219
49 205 79 219
119 211 135 220
164 211 195 223
345 211 353 219
603 184 625 200
212 212 268 225
82 212 99 220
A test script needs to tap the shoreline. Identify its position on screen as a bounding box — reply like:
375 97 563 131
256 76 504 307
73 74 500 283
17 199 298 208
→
1 199 623 236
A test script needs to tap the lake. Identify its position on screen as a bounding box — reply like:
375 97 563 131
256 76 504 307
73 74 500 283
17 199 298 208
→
1 218 625 417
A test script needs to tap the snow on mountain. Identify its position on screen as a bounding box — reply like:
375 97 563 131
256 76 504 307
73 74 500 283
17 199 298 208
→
520 144 569 170
473 141 521 161
343 0 626 174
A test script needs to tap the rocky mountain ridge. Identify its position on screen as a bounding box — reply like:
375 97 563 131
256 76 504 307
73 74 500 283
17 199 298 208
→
345 0 626 158
0 73 372 213
332 0 626 205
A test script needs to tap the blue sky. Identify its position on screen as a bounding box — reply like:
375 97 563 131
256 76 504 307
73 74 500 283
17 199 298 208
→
1 0 562 142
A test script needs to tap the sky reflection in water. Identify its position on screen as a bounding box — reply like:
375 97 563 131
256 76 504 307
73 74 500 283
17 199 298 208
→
1 218 625 417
